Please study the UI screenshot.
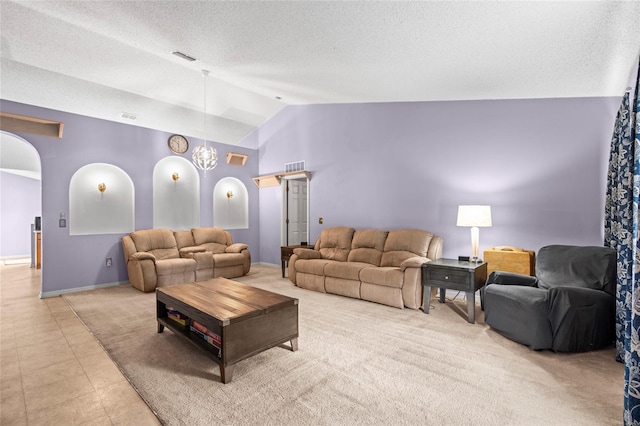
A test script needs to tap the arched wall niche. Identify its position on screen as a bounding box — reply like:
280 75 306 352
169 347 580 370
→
153 157 200 230
213 177 248 229
69 163 134 235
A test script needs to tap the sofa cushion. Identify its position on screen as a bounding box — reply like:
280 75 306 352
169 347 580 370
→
347 229 388 266
360 267 404 288
316 227 355 261
324 261 375 281
296 259 332 275
212 253 245 267
381 229 433 267
155 258 197 276
174 230 195 249
192 227 229 254
130 229 179 260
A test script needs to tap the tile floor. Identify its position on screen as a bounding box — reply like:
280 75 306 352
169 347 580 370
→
0 261 160 425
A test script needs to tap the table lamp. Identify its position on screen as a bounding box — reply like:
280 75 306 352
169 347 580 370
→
457 205 492 263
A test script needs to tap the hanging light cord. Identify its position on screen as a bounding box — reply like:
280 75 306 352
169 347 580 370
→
192 69 217 174
202 69 209 177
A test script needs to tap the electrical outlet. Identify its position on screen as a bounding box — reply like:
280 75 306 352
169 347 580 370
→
106 257 112 267
319 217 323 224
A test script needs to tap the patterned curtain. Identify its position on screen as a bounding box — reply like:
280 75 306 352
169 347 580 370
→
604 62 640 424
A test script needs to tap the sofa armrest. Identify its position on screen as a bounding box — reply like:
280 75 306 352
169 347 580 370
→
179 246 207 258
486 271 538 287
400 256 429 271
293 248 322 259
226 243 248 253
131 252 156 263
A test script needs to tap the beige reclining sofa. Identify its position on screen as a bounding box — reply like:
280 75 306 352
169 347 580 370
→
122 227 251 292
287 226 443 309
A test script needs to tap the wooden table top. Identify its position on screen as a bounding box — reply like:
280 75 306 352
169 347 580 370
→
157 278 298 325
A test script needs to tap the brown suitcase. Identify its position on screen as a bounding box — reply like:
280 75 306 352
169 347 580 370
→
483 246 535 276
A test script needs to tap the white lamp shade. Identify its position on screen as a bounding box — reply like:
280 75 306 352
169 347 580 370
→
456 205 492 227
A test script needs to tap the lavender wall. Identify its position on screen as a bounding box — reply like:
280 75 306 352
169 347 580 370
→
0 171 41 257
248 98 621 265
2 96 622 293
0 100 259 295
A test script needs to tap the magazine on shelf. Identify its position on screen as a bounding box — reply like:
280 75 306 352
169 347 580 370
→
189 325 222 357
167 313 188 326
191 320 222 344
166 307 188 318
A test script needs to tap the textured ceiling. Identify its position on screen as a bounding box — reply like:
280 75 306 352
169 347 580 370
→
1 1 639 148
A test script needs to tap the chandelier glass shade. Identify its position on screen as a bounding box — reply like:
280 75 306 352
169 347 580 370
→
192 69 218 173
192 144 218 171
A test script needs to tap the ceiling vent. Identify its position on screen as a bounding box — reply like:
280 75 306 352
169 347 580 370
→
120 112 137 120
172 51 197 62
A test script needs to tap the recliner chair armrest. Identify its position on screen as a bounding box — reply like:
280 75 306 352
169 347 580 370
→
486 271 538 287
226 243 248 253
179 246 207 258
293 248 322 259
400 256 429 271
131 252 156 263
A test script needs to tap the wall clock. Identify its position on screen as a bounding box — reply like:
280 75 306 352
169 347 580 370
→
168 134 188 154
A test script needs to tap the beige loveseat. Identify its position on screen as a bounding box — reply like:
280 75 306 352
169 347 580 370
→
122 227 250 292
287 226 443 309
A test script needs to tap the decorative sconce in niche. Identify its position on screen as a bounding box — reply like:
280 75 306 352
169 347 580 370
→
226 190 233 199
98 183 106 193
172 172 179 182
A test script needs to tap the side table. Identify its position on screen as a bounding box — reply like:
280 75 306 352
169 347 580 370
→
280 245 307 278
422 259 488 323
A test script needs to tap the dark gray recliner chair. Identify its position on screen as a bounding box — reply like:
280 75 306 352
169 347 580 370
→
483 245 616 352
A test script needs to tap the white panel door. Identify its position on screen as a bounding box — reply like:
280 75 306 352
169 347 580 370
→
287 180 308 245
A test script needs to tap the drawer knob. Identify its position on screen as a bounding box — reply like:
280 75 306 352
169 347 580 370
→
445 276 449 280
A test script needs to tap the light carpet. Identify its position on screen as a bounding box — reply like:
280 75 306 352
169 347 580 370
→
62 264 623 425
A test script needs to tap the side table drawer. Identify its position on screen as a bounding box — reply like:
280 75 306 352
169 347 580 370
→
427 268 468 283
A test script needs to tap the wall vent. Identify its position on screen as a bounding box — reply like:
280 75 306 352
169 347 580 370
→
285 160 305 173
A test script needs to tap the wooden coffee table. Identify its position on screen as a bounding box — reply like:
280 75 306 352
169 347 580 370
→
156 278 298 383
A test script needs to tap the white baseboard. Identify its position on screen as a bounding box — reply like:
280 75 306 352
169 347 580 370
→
1 256 30 265
40 281 130 299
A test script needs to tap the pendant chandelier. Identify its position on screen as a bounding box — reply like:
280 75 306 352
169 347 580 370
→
192 69 218 173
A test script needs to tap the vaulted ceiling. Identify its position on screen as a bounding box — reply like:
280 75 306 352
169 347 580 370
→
1 1 639 148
